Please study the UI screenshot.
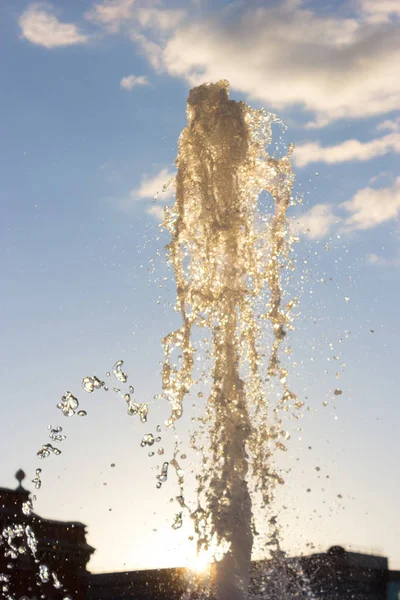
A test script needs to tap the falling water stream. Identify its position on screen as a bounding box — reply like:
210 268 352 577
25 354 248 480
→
1 81 302 600
160 80 299 599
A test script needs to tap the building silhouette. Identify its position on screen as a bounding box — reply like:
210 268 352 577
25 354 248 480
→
88 547 400 600
0 470 94 599
2 471 400 599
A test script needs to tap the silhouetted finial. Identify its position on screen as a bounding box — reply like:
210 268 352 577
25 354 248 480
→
15 469 26 489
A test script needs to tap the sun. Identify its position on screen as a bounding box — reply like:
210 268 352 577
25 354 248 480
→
188 551 212 574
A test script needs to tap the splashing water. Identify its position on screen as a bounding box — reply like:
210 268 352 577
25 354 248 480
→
113 360 128 383
57 392 79 417
3 82 301 600
160 80 298 599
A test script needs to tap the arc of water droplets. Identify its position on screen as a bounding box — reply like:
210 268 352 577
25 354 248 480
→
1 359 149 599
159 80 300 595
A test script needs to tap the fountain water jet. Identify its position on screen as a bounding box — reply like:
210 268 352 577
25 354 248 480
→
161 80 298 599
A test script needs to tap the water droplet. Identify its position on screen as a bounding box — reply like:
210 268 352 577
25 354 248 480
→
155 437 161 443
156 425 162 433
129 385 135 394
39 564 50 583
113 360 128 383
141 433 155 447
82 376 104 393
180 454 187 460
57 392 78 417
48 426 66 442
52 571 62 589
31 469 42 490
25 525 37 557
157 462 169 483
22 499 34 516
172 512 183 530
148 452 155 457
37 444 61 459
106 372 110 377
77 410 87 417
156 482 162 489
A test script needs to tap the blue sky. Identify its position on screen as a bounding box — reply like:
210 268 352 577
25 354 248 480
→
1 0 400 574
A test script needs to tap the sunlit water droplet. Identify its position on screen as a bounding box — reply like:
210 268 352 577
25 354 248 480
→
113 360 128 383
171 512 183 530
39 564 50 583
37 444 61 459
22 499 33 516
57 392 78 417
48 426 66 442
31 469 42 490
141 433 155 447
157 462 169 483
82 376 104 393
51 571 62 589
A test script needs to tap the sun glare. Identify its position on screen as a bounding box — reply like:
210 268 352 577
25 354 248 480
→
188 551 212 574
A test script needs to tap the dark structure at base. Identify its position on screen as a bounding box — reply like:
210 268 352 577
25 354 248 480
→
0 471 94 599
2 472 400 599
89 547 400 600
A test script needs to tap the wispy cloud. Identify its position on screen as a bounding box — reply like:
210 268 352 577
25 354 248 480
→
19 3 88 48
120 74 148 90
376 116 400 132
293 178 400 239
133 0 400 127
357 0 400 24
133 168 176 201
367 252 400 267
136 7 186 32
340 177 400 232
292 204 339 240
85 0 135 33
118 168 176 217
146 204 167 221
293 132 400 167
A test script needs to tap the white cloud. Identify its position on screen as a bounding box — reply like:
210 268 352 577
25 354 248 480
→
340 177 400 232
130 32 162 70
133 168 176 200
120 74 149 90
146 204 166 221
357 0 400 23
367 252 400 266
117 168 176 216
130 1 400 127
136 8 186 32
292 204 338 239
293 132 400 167
376 116 400 132
292 177 400 239
19 3 88 48
85 0 135 33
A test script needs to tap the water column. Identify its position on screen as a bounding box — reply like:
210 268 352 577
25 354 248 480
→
162 80 296 600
